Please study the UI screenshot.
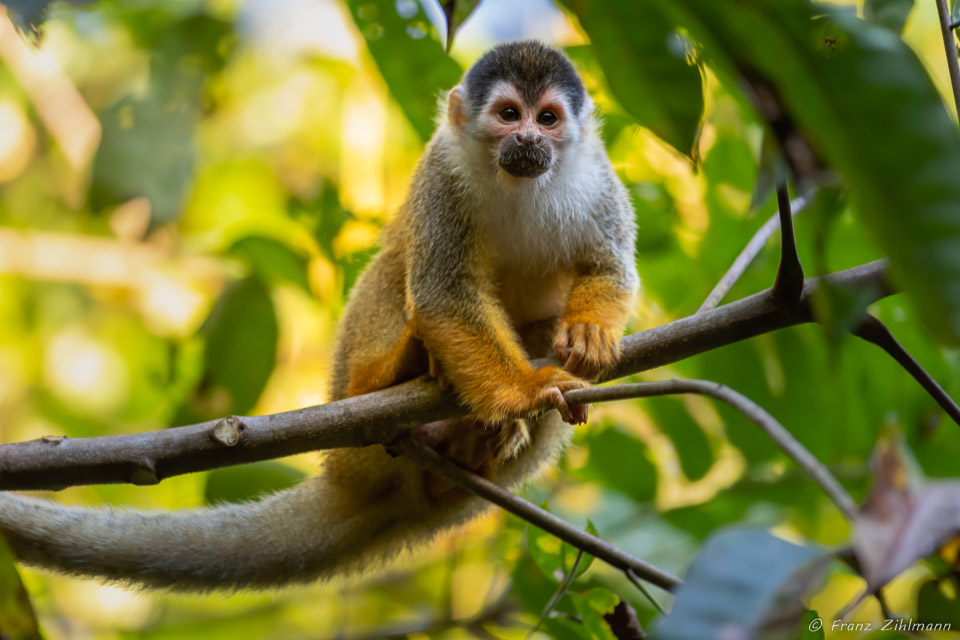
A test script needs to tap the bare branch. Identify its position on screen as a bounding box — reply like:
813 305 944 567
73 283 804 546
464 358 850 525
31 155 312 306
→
935 0 960 116
565 380 859 520
698 193 808 313
398 439 682 592
0 260 891 491
772 184 805 307
852 314 960 427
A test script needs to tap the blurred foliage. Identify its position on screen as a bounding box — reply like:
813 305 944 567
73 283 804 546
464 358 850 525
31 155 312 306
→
0 0 959 638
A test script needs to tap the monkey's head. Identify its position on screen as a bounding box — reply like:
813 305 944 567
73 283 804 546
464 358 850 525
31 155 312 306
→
447 41 590 180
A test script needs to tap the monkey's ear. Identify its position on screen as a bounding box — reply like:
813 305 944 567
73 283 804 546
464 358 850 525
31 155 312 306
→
447 87 467 129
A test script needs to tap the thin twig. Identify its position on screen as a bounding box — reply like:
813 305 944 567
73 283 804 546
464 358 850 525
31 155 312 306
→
935 0 960 116
0 260 892 492
399 438 682 592
527 550 584 639
851 314 960 427
565 380 859 519
625 568 666 615
698 193 808 313
772 184 805 307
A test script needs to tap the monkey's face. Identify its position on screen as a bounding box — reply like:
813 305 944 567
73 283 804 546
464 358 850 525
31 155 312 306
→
452 83 581 180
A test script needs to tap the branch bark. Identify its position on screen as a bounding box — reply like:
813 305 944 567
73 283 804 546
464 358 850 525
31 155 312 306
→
852 314 960 427
399 439 683 592
935 0 960 117
567 380 858 519
0 259 891 491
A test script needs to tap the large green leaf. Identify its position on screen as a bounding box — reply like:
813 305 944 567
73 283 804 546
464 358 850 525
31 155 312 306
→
577 426 657 503
655 0 960 343
564 0 704 159
347 0 462 141
916 578 960 628
644 396 713 481
177 276 278 423
864 0 915 34
229 236 312 296
527 511 597 582
656 528 827 640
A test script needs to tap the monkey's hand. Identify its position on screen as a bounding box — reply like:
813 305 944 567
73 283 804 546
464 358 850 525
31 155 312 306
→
553 320 622 380
519 365 590 425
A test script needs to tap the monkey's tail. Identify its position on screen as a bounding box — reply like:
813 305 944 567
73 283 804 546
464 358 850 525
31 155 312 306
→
0 413 570 592
0 454 468 591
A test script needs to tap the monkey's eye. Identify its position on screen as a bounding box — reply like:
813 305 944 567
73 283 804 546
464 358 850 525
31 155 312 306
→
537 110 558 126
498 106 521 122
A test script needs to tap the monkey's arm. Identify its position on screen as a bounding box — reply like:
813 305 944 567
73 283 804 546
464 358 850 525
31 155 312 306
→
406 213 586 425
554 185 639 379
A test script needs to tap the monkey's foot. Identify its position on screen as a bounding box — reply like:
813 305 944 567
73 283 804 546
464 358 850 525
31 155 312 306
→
492 418 531 464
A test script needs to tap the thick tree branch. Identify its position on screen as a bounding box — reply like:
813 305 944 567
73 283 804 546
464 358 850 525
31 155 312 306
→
852 314 960 427
566 380 858 519
0 259 891 491
398 439 682 592
698 193 809 313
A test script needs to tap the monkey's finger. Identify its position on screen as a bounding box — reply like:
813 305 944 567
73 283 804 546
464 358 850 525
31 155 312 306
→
545 386 575 424
569 402 589 425
564 323 588 372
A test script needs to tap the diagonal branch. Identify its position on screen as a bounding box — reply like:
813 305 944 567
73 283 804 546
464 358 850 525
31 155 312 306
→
399 438 682 592
566 380 858 519
0 259 892 491
698 194 809 314
851 314 960 427
935 0 960 117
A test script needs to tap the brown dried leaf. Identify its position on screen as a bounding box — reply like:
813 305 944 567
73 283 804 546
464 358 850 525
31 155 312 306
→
854 440 960 590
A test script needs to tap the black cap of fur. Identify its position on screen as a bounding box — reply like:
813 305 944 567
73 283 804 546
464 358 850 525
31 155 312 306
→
463 41 586 118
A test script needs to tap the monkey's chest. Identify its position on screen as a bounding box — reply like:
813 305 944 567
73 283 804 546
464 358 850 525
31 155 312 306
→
495 264 573 328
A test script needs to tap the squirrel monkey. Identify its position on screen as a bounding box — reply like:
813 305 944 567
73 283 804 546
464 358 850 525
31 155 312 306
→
0 41 638 591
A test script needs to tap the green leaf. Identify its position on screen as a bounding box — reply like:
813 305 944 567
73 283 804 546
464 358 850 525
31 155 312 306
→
571 588 620 640
564 0 704 158
183 276 278 420
528 508 596 582
91 12 233 225
864 0 915 34
953 0 960 26
659 0 960 343
801 610 825 639
542 617 593 640
917 578 960 627
204 460 307 504
645 396 713 481
0 534 42 640
578 426 657 502
656 528 827 640
347 0 462 141
229 236 312 295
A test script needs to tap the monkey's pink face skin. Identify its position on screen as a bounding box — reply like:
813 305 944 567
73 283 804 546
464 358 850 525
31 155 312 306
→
483 84 570 178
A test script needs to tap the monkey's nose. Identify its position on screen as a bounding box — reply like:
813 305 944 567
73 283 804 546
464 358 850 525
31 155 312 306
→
515 133 536 145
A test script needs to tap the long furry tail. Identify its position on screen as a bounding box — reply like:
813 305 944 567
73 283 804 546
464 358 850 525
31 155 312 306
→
0 454 449 591
0 413 570 591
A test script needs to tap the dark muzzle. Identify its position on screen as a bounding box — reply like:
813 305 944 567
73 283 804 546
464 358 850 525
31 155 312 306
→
499 136 552 178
